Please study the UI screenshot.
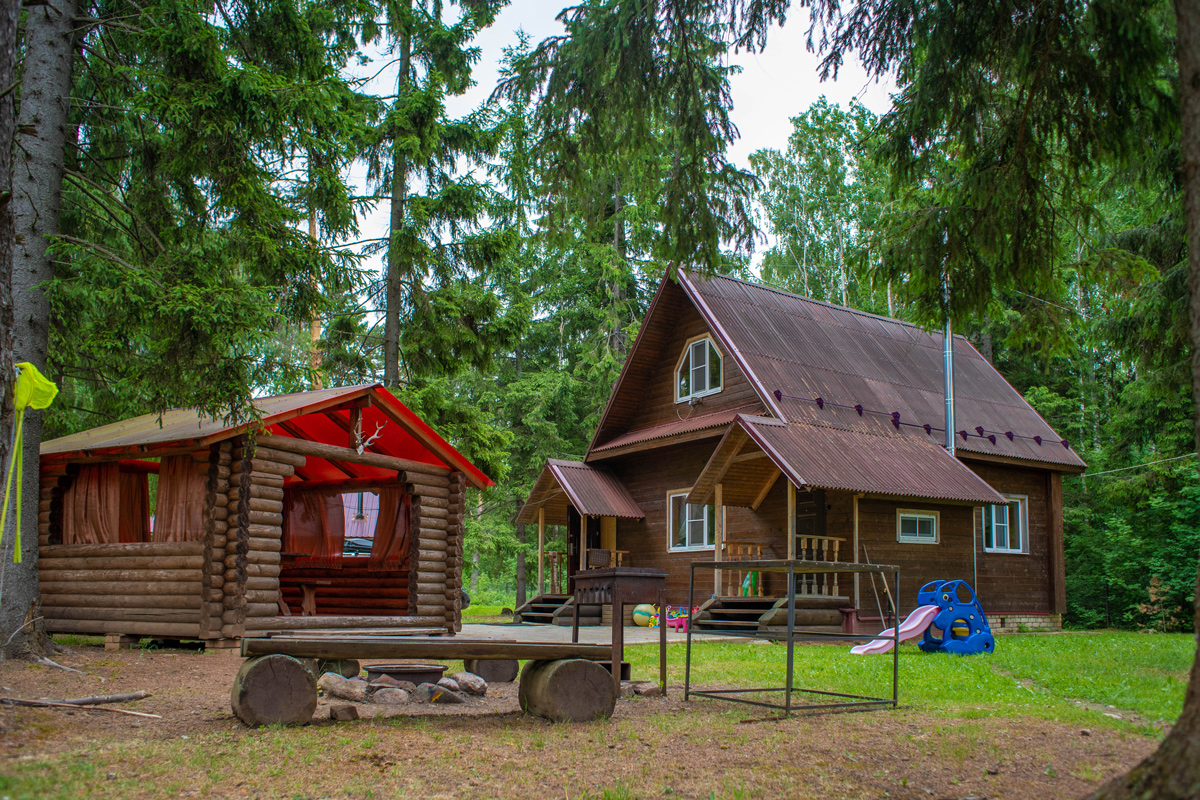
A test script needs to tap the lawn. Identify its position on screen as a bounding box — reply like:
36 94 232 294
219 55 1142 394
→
0 631 1191 799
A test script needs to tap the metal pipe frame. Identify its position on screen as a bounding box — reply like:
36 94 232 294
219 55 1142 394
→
685 559 901 717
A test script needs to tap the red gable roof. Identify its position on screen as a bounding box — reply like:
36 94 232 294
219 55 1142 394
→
40 383 493 490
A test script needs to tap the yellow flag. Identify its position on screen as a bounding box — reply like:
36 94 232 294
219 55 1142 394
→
2 363 59 564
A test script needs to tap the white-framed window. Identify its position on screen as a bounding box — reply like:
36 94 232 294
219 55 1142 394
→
984 495 1028 554
897 509 939 544
675 335 723 403
668 491 716 551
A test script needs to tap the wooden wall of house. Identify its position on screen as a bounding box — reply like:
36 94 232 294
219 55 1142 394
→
279 560 407 616
963 460 1061 616
611 439 792 605
610 436 1061 616
621 296 764 433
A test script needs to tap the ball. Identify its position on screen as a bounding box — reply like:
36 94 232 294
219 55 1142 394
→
631 604 657 627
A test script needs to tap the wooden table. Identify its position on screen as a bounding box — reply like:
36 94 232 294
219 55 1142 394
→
571 567 668 694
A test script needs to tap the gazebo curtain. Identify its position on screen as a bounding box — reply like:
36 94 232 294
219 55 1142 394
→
282 488 346 568
63 464 120 544
368 487 411 571
155 456 206 542
117 467 150 543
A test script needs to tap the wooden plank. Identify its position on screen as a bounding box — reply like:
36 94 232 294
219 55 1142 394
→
255 434 450 477
40 542 204 559
242 615 442 631
241 637 614 661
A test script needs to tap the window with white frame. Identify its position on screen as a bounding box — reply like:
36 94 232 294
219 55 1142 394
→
897 510 939 544
984 496 1028 553
668 491 716 551
675 336 722 402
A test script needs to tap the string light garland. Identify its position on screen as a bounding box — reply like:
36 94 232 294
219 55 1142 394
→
771 389 1072 450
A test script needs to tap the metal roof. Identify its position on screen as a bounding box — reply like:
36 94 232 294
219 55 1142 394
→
516 459 645 525
677 273 1086 471
588 403 760 456
40 383 493 490
689 415 1006 506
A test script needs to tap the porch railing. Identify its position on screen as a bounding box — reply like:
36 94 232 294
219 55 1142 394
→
794 535 846 596
718 535 848 598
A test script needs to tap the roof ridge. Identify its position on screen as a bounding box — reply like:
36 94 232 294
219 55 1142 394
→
697 272 974 344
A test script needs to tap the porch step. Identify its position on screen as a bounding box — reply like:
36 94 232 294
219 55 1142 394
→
514 593 573 624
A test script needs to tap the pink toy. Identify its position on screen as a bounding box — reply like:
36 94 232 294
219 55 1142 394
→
850 605 940 655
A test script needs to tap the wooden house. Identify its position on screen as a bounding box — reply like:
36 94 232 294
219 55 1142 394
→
518 273 1084 633
36 384 490 648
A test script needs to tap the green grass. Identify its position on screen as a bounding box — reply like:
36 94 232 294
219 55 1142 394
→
621 631 1193 727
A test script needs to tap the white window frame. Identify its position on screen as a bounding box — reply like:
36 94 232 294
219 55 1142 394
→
667 490 717 552
983 495 1029 554
674 334 723 403
897 509 940 544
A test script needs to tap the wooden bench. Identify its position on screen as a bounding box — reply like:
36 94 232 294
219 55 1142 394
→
231 636 621 726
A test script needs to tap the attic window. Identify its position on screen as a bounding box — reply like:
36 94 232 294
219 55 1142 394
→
675 335 722 403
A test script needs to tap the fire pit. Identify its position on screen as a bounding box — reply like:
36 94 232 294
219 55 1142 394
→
365 663 448 685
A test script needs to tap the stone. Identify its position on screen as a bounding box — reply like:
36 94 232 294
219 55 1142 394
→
632 682 663 697
1080 729 1091 737
329 705 359 721
369 675 416 692
371 688 410 705
450 672 487 697
436 677 460 692
413 682 466 704
318 673 369 703
317 659 362 679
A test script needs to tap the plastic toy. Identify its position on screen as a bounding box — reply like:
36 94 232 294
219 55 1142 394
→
850 579 994 656
916 580 995 655
850 604 940 654
740 571 760 596
664 605 691 632
632 604 657 627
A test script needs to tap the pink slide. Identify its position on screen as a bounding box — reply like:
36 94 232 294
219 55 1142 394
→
850 605 941 655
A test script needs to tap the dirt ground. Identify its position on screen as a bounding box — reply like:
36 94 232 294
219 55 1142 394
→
0 641 1159 799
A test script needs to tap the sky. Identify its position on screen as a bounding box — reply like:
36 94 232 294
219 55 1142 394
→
348 2 897 269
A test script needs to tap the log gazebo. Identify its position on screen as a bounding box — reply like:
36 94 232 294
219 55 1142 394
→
36 384 491 649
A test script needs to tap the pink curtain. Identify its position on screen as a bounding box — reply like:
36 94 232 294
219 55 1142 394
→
282 489 346 568
155 455 206 542
118 468 151 543
63 464 120 544
368 488 410 571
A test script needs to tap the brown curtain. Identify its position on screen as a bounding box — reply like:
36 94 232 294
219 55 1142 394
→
62 464 120 544
282 489 346 568
155 455 206 542
118 468 151 543
369 487 410 571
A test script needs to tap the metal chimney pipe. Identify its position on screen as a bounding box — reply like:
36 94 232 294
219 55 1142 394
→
943 316 956 456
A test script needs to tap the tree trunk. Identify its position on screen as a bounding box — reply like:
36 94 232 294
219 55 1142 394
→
515 519 527 609
4 0 78 659
1089 0 1200 794
0 0 17 653
382 11 413 388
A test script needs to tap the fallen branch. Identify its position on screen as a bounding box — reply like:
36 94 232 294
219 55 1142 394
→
56 690 150 706
0 696 160 718
34 657 84 675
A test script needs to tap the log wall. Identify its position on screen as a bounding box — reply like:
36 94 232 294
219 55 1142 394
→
231 438 294 636
279 560 407 616
40 541 204 637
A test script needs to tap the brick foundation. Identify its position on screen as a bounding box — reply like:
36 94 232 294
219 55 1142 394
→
987 613 1061 632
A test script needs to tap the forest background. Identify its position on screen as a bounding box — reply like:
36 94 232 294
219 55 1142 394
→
7 0 1196 634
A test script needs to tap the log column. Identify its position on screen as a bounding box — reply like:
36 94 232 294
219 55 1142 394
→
403 469 453 632
231 442 301 635
200 442 232 638
38 464 69 548
445 471 465 633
